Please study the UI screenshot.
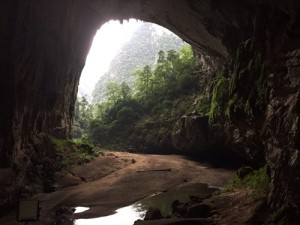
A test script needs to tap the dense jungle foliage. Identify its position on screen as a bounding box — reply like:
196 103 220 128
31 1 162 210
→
73 45 197 151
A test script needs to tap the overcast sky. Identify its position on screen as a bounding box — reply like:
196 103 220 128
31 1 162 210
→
78 19 143 99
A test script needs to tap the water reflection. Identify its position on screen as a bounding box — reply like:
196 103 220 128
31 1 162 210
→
74 205 145 225
74 183 216 225
74 207 90 214
137 183 217 216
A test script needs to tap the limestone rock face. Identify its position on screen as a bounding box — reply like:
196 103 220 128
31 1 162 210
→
0 0 299 212
171 115 210 152
0 1 99 166
210 121 266 167
0 0 101 206
263 49 300 207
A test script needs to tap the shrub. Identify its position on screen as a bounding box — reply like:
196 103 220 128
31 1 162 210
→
49 137 96 168
117 106 139 123
223 166 270 197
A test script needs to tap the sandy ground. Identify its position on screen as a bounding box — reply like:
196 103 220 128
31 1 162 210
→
0 152 236 225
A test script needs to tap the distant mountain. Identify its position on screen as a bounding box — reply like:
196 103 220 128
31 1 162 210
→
92 22 187 103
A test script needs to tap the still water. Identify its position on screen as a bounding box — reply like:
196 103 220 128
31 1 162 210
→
74 205 145 225
74 183 217 225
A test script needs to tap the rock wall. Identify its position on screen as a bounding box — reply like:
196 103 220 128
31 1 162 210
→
265 48 300 207
0 0 101 207
0 0 299 211
0 1 98 164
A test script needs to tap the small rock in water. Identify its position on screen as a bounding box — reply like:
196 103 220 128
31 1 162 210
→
172 200 187 216
172 200 181 212
144 207 163 220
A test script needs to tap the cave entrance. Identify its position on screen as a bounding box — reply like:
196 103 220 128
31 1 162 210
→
77 19 189 102
78 19 143 102
74 19 192 143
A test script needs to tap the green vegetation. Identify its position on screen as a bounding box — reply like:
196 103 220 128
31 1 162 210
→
220 166 297 225
85 45 197 150
50 137 101 168
208 39 267 123
134 46 196 105
223 166 270 196
208 74 229 123
73 96 94 138
73 38 268 156
74 23 191 151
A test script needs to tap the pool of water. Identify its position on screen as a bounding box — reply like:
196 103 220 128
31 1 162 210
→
74 207 90 214
73 183 217 225
74 205 145 225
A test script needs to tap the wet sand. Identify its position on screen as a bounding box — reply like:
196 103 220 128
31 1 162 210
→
0 152 235 225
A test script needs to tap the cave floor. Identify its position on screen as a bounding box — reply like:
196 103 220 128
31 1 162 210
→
0 152 265 225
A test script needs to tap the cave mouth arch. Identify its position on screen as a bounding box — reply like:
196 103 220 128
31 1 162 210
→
0 0 256 179
2 1 300 219
1 0 252 156
74 17 245 169
75 18 204 154
1 1 242 169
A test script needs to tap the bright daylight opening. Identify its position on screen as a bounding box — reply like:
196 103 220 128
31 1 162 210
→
78 19 181 101
78 19 143 100
74 19 193 140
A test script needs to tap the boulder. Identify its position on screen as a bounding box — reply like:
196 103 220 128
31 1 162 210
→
144 207 163 220
172 200 187 216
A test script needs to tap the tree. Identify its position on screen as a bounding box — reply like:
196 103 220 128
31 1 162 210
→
88 45 197 148
120 82 132 100
107 82 121 105
92 23 187 104
157 50 165 63
73 96 94 138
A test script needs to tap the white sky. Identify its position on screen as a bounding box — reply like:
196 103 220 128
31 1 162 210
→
78 19 143 99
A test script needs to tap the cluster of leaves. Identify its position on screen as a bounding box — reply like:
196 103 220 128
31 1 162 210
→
208 39 267 124
208 73 230 123
73 96 95 138
134 46 196 106
87 46 197 149
50 137 101 168
223 166 270 197
220 166 300 225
